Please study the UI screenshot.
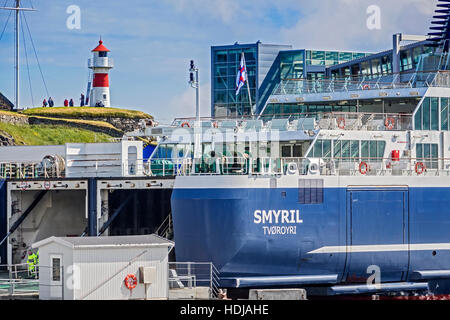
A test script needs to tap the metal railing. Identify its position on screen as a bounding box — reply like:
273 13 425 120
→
168 262 220 299
272 71 450 96
155 213 173 240
142 156 450 178
0 264 64 299
317 112 413 131
0 162 65 179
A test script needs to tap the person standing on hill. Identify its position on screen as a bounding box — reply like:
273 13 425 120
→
48 97 54 107
64 99 69 107
42 99 47 107
69 99 74 107
80 93 85 107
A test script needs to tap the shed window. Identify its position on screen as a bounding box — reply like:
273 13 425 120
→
52 257 61 282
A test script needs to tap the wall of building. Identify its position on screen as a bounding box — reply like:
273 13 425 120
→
0 92 13 111
8 189 87 264
73 246 169 300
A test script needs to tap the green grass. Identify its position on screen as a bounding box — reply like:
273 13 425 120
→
0 109 27 117
0 122 113 145
21 107 152 119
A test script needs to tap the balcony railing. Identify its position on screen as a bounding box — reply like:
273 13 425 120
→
317 112 413 131
272 71 450 96
143 156 450 178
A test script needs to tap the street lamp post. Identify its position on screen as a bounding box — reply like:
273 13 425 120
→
189 60 200 125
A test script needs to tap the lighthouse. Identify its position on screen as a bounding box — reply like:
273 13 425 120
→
88 39 113 107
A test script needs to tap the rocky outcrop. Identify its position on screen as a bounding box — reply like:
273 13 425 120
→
0 92 13 111
78 117 150 133
0 113 28 125
0 131 15 146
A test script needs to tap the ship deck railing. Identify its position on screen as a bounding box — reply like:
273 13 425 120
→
0 161 65 180
171 111 413 132
271 70 450 96
144 156 450 178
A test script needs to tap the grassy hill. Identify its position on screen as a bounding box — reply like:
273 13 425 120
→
22 106 152 119
0 107 152 146
0 122 113 145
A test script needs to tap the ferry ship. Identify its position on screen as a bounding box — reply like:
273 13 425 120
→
143 1 450 296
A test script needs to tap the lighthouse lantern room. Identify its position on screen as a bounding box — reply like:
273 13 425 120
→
88 39 113 107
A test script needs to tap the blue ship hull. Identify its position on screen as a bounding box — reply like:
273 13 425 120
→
171 181 450 292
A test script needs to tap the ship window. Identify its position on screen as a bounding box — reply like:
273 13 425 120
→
361 140 385 162
381 55 392 74
415 97 441 131
361 61 371 78
400 49 413 71
308 140 331 158
431 98 439 130
282 146 292 157
441 98 449 130
371 58 381 77
351 64 360 78
293 145 303 157
416 143 438 169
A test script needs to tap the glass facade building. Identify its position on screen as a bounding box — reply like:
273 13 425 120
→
211 42 370 118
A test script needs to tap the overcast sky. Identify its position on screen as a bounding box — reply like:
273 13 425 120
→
0 0 436 123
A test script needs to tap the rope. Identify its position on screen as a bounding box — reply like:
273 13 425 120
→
20 11 34 107
21 11 49 97
0 2 12 42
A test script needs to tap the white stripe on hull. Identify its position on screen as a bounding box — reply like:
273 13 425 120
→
174 174 450 189
308 243 450 254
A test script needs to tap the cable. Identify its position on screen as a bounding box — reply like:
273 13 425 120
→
20 10 34 107
0 9 12 42
21 10 49 97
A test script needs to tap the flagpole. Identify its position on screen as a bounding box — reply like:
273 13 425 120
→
241 52 254 117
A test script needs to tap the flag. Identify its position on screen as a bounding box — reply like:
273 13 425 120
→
236 52 247 96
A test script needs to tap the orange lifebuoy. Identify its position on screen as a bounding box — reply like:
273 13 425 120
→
385 117 395 130
359 162 369 175
337 117 346 129
124 274 137 290
212 121 218 128
363 84 370 90
181 122 190 128
415 162 426 175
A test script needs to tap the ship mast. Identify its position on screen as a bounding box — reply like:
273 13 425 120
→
0 0 36 110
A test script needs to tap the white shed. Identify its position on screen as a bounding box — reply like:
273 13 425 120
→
32 234 174 300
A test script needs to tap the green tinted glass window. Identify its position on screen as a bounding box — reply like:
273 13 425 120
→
422 98 430 130
441 98 449 130
431 98 439 130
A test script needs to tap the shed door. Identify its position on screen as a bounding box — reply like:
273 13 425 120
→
50 254 63 299
345 188 409 283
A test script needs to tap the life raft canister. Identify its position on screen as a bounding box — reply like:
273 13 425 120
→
359 161 369 175
415 162 426 175
337 117 346 129
124 274 137 290
385 117 395 130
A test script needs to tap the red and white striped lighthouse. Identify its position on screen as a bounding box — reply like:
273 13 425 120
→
88 39 113 107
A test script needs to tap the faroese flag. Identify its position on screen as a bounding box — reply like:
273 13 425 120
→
235 52 247 96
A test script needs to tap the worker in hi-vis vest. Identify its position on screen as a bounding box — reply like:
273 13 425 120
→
27 250 38 275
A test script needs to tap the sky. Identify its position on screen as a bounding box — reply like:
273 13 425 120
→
0 0 437 124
